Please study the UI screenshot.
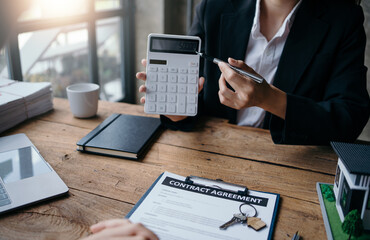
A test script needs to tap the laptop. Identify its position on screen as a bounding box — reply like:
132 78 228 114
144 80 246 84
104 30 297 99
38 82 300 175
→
0 133 68 214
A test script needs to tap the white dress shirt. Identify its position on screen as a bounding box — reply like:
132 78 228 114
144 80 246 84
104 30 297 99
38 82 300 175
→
237 0 301 127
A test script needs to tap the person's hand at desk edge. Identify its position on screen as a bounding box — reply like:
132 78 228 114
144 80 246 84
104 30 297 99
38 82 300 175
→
81 219 158 240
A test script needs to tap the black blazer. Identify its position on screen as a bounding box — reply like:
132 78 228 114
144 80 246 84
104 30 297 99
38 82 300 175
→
163 0 370 145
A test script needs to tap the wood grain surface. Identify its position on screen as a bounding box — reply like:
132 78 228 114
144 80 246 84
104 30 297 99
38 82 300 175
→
0 98 337 240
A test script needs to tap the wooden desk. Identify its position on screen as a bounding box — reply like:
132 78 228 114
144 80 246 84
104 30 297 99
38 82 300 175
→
0 98 338 239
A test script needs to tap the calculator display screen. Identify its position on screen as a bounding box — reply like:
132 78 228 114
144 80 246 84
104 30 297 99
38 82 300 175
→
149 59 167 65
150 37 199 55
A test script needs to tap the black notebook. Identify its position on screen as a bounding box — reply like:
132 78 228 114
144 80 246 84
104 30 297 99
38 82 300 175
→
77 114 162 160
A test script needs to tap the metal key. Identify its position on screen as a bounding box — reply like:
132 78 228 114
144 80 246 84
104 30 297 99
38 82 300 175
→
219 213 247 230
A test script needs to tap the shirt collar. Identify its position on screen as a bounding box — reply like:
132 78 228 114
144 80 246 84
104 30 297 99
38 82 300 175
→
251 0 302 40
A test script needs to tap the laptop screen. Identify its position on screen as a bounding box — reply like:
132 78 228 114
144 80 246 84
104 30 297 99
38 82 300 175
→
0 146 52 184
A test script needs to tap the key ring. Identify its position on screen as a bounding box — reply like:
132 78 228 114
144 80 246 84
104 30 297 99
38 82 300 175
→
239 203 257 217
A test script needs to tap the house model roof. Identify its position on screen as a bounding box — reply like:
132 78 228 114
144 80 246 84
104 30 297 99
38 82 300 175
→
331 142 370 175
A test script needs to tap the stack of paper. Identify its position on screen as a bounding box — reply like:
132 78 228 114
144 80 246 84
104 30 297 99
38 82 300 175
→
0 78 53 133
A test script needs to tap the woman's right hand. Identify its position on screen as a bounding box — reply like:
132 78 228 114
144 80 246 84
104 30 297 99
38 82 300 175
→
137 59 205 122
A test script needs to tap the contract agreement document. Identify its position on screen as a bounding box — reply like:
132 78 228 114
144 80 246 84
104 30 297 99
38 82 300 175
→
127 172 279 240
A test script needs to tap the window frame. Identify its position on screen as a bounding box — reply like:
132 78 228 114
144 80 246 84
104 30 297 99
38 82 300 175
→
4 0 135 103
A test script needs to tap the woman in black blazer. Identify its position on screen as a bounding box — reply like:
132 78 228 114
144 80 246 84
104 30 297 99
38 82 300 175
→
138 0 370 145
85 0 369 239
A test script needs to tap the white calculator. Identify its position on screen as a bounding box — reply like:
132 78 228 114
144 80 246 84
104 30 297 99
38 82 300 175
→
144 33 201 116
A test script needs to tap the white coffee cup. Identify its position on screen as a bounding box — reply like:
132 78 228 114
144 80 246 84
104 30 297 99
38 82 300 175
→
66 83 100 118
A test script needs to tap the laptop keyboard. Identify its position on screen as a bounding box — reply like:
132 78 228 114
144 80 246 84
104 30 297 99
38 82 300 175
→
0 181 11 207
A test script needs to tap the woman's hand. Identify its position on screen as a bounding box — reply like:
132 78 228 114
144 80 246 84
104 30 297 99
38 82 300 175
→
137 59 205 122
81 219 159 240
218 58 287 119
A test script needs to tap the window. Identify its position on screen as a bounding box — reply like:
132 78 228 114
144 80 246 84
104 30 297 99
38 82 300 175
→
335 165 341 187
341 178 349 210
96 0 120 11
20 24 89 98
19 0 88 22
0 47 9 78
96 17 123 101
4 0 135 102
0 48 9 78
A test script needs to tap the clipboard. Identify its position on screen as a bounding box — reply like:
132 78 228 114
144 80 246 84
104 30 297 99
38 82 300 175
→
185 175 249 196
126 172 280 240
127 173 249 218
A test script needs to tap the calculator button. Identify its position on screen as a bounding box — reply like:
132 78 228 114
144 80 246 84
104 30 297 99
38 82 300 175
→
168 74 177 83
168 85 177 93
178 85 187 93
157 104 166 113
169 67 178 73
168 94 177 103
179 68 188 74
188 75 197 84
179 75 187 83
189 62 198 67
159 67 168 72
147 93 156 102
149 66 158 72
188 85 197 94
187 95 196 104
147 103 156 112
147 73 157 82
158 94 166 102
158 84 167 92
178 95 186 113
158 74 168 82
189 69 198 74
187 104 196 115
147 84 157 92
167 104 176 113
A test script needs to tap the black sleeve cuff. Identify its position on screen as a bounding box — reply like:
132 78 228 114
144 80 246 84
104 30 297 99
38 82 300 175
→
160 115 197 132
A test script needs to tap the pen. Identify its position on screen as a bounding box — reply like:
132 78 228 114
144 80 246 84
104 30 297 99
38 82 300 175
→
196 51 264 84
292 231 300 240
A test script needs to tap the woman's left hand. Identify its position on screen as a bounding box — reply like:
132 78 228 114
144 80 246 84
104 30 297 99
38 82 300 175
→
218 58 287 119
81 219 159 240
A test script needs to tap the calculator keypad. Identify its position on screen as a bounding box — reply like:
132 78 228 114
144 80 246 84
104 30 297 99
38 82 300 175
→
145 64 198 116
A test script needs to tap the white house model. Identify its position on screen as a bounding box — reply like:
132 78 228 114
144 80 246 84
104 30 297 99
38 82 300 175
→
331 142 370 230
